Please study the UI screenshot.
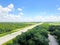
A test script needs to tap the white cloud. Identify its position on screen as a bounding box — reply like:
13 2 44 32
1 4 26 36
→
19 12 23 15
8 3 14 9
57 7 60 10
0 3 24 22
17 8 23 11
33 15 60 22
0 4 60 22
0 3 14 17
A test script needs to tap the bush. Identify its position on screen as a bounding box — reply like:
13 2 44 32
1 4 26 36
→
48 25 60 45
6 25 49 45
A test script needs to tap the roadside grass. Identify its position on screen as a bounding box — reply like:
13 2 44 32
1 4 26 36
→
0 27 24 37
0 22 36 37
2 39 13 45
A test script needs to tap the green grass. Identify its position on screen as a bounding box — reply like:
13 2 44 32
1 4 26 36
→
49 22 60 25
0 22 36 37
0 28 22 37
2 39 13 45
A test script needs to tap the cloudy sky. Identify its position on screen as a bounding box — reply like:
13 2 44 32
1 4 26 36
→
0 0 60 22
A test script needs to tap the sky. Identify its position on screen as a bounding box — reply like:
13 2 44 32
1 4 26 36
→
0 0 60 22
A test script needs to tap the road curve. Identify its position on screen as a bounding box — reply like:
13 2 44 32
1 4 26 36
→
0 23 43 45
48 34 58 45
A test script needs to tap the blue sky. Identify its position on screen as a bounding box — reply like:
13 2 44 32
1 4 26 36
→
0 0 60 22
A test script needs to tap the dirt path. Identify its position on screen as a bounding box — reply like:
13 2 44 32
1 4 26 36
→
48 34 58 45
0 23 43 45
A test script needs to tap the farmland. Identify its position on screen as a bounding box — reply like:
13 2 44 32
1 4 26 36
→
0 22 36 37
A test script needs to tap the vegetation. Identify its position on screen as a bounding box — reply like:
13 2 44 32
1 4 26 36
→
48 25 60 45
3 22 60 45
4 23 49 45
0 22 35 37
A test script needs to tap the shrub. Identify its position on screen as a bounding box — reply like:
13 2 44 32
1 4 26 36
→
6 25 49 45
